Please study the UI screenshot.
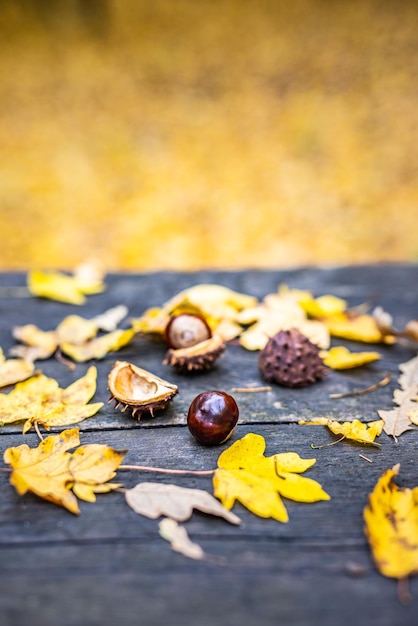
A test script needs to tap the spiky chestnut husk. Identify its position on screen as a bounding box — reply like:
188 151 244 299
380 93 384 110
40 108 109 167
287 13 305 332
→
163 335 225 372
258 328 325 388
108 361 178 420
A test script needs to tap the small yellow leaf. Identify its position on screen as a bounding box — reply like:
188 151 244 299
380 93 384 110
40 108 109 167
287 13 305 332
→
61 328 135 362
4 428 80 514
28 263 105 305
364 464 418 580
300 294 348 319
0 353 35 388
324 313 394 343
299 417 384 444
321 346 381 369
213 433 330 522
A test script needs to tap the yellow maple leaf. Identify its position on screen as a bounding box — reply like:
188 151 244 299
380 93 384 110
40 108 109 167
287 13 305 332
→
4 428 127 513
324 313 394 343
213 433 330 522
299 417 384 445
11 308 132 363
0 367 103 433
0 347 35 388
69 444 126 502
364 464 418 580
321 346 381 369
4 428 80 514
27 261 105 305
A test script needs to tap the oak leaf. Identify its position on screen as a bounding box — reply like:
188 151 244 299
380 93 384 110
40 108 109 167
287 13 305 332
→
27 261 105 305
0 366 103 433
364 464 418 580
0 347 35 388
299 417 384 444
125 482 241 524
11 306 131 363
159 518 205 560
4 428 126 514
320 346 381 369
378 355 418 438
213 433 330 522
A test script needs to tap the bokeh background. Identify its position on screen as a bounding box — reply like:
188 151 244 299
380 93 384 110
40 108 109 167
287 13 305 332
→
0 0 417 271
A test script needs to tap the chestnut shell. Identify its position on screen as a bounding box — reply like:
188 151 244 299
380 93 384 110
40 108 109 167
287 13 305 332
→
187 390 239 445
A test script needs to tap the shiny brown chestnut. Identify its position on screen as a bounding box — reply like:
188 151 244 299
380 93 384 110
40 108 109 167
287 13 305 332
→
165 313 212 349
187 390 239 445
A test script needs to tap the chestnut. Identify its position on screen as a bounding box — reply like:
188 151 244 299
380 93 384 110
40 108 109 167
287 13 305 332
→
187 390 239 446
165 313 211 349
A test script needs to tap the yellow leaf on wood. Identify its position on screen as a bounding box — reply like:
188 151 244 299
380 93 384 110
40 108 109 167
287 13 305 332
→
61 328 135 362
213 433 329 522
28 262 105 305
321 346 381 369
69 444 126 502
324 313 394 343
299 417 384 444
0 349 35 388
364 464 418 580
3 428 80 514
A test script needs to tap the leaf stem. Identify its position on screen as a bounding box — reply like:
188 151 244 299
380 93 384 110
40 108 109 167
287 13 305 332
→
119 464 215 476
311 435 346 449
34 422 44 441
0 467 12 472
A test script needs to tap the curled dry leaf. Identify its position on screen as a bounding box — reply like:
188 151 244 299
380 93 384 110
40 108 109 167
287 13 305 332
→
364 464 418 581
299 417 384 445
373 306 418 345
159 518 205 560
0 347 35 388
125 482 241 524
0 366 103 433
321 346 381 369
27 260 105 305
3 428 126 514
11 306 132 363
213 433 330 522
378 355 418 438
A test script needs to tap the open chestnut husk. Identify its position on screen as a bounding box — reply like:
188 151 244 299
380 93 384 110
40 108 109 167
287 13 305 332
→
187 390 239 445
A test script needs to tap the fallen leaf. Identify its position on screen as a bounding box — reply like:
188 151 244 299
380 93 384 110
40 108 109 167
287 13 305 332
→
378 355 418 438
125 482 241 524
3 428 80 513
69 444 126 502
213 433 330 522
159 518 205 560
373 306 418 345
4 428 126 513
27 261 105 305
11 308 133 363
238 292 329 350
321 346 381 369
299 417 384 445
324 313 393 343
0 366 103 433
0 347 35 388
364 464 418 580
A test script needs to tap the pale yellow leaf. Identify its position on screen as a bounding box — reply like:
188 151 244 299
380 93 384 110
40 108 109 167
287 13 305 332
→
324 313 394 343
159 518 205 560
0 355 35 388
28 269 87 305
61 328 134 362
69 443 126 502
125 482 241 524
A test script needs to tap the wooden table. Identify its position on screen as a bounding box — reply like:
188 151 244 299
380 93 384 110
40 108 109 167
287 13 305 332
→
0 264 417 626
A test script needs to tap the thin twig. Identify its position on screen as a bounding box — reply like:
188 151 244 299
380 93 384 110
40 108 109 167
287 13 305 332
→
329 373 391 399
311 435 346 449
119 464 215 476
397 577 412 605
231 386 272 393
0 467 12 472
0 286 31 298
359 454 373 463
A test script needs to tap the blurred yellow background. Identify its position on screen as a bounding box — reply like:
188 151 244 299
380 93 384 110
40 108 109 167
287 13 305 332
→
0 0 417 271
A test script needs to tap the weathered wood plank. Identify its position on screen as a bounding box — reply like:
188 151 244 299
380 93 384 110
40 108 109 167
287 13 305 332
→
0 265 417 626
